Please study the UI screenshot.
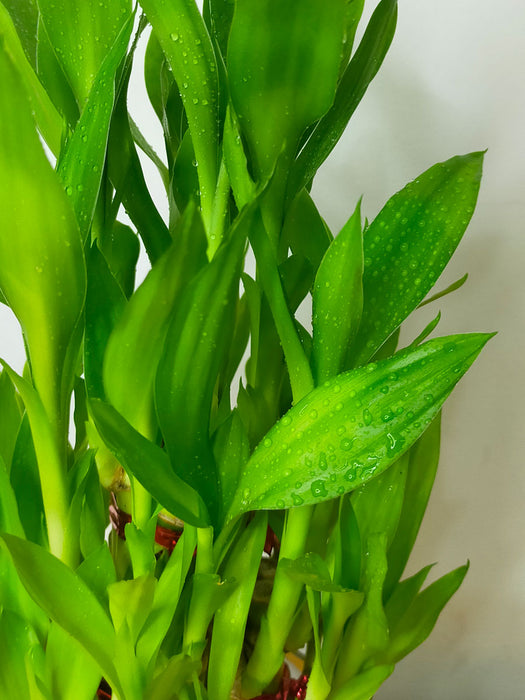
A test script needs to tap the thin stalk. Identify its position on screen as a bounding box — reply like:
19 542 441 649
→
208 157 231 258
242 506 314 697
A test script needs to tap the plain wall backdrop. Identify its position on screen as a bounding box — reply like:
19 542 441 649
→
0 1 523 698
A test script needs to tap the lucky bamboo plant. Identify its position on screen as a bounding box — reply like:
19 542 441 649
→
0 1 492 699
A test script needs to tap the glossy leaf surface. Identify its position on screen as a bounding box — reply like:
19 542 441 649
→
228 333 492 518
227 0 346 181
349 152 484 367
0 50 86 429
37 0 132 105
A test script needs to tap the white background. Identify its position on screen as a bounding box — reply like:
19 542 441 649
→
1 1 523 697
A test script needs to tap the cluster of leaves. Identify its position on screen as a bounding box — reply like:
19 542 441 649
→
0 1 491 699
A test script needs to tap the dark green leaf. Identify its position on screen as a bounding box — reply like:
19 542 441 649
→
213 410 250 522
0 534 122 696
139 0 220 230
98 221 140 299
376 563 468 664
289 0 398 197
0 455 24 537
228 333 492 518
0 369 22 471
348 152 485 367
384 416 441 598
228 0 346 181
37 0 132 106
281 552 351 593
0 0 38 67
0 3 62 154
313 201 363 383
90 399 210 528
281 189 332 274
103 203 207 437
155 212 247 518
208 0 235 59
0 49 86 429
57 15 133 240
223 104 255 210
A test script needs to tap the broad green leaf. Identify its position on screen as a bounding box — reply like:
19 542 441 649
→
57 15 134 240
213 410 250 522
333 533 389 686
281 189 332 274
125 519 157 578
37 0 132 106
137 527 197 669
144 29 168 123
289 0 398 197
0 3 62 154
0 534 122 697
139 0 220 230
155 212 247 518
108 575 157 646
144 653 199 700
228 333 492 518
84 243 127 401
104 203 207 437
76 544 116 616
44 623 101 700
0 608 40 698
313 201 363 384
328 664 394 700
227 0 346 182
348 152 485 367
223 104 255 210
384 564 433 630
98 222 140 299
208 512 267 700
90 399 210 528
0 50 86 431
9 414 45 546
383 416 441 598
0 369 22 471
281 552 350 593
0 0 38 66
376 563 468 664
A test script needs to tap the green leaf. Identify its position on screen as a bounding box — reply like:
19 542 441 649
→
0 454 24 537
213 410 250 522
313 201 363 383
228 333 492 518
376 563 469 664
89 399 210 528
137 527 197 669
144 653 199 700
289 0 398 197
44 623 101 700
37 0 132 106
0 2 62 155
223 104 255 210
0 534 122 697
384 564 433 630
76 544 117 616
305 586 331 700
348 152 485 367
408 311 441 348
281 189 332 274
207 0 235 60
57 15 134 240
227 0 346 182
208 512 267 700
0 369 22 471
98 221 140 299
419 273 468 308
103 203 208 437
328 664 394 700
155 213 247 518
383 416 441 598
0 608 40 698
108 575 157 647
139 0 220 230
0 49 86 430
125 519 157 578
281 552 350 593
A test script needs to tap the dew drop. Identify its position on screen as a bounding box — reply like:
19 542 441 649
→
387 433 397 450
276 499 285 509
318 452 328 471
311 480 327 498
344 469 355 482
170 32 180 41
309 409 318 420
292 493 304 506
340 437 353 451
263 437 272 448
282 414 292 427
65 185 73 196
363 409 372 426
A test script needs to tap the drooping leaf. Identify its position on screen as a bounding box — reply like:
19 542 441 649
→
56 15 134 240
228 333 492 518
227 0 346 182
208 512 267 700
0 2 62 154
348 152 485 367
139 0 220 230
289 0 398 197
383 416 441 598
37 0 132 106
0 49 86 430
103 203 208 437
89 399 210 528
313 201 363 384
0 534 122 697
375 563 469 664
